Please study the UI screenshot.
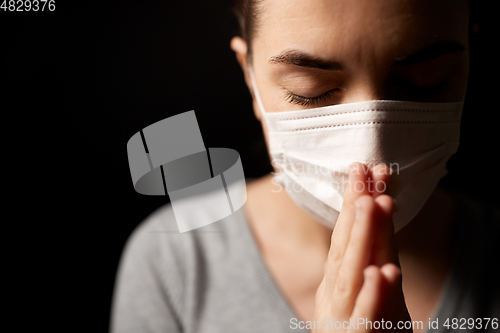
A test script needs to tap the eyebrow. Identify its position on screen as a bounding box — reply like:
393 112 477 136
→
269 50 344 71
394 41 466 66
268 41 466 70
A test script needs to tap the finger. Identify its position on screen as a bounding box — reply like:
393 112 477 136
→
370 164 390 198
380 263 401 288
371 195 400 267
315 273 327 305
368 164 393 265
348 266 384 333
329 163 370 260
379 263 412 329
380 263 401 308
324 163 371 288
341 162 371 213
380 264 413 332
332 195 377 319
370 165 400 266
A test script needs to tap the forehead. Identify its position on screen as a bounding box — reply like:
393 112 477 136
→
254 0 469 64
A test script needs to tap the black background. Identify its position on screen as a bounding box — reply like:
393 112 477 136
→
1 0 497 331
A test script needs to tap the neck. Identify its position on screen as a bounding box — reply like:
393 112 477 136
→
245 173 332 251
395 185 457 258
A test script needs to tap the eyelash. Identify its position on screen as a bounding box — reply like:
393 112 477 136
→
283 80 452 106
421 80 452 98
284 89 339 106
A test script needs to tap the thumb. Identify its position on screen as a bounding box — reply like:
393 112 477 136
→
370 195 400 267
379 263 412 332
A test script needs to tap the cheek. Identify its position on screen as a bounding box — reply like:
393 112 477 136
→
250 94 270 149
447 57 469 102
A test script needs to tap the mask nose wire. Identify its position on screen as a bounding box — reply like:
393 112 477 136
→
248 65 268 116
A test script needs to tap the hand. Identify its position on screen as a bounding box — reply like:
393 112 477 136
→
313 163 412 332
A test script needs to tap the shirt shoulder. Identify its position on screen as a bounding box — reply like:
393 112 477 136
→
119 196 250 290
432 192 500 333
111 192 252 333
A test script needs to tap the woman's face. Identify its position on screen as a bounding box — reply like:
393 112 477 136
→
238 0 470 118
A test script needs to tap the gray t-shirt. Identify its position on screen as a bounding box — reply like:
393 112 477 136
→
110 190 499 333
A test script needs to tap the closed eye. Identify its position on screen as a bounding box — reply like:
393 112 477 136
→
283 89 340 106
396 79 453 101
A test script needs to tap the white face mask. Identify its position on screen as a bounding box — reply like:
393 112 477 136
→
248 67 463 232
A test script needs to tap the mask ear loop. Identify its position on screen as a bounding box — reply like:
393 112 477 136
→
247 65 267 116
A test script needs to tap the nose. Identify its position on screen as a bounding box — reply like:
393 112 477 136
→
342 78 388 103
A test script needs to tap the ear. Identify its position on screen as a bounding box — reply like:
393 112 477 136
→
230 36 252 93
231 36 263 121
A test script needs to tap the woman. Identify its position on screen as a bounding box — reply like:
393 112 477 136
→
111 0 499 332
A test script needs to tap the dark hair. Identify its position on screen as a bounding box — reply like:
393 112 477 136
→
233 0 480 57
232 0 262 57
